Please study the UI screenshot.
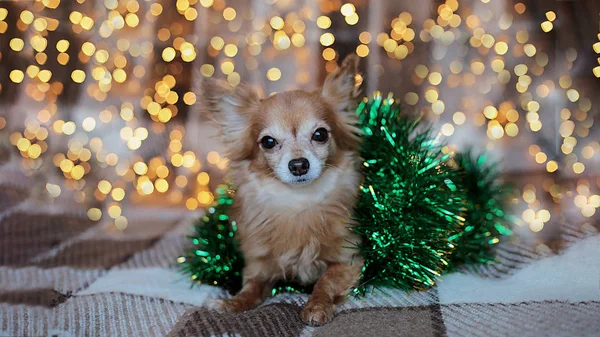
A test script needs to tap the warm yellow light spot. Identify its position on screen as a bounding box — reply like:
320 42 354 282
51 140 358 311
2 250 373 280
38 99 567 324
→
383 39 397 53
452 111 466 125
270 16 284 30
589 195 600 208
171 153 183 167
546 160 558 173
491 59 505 73
428 72 442 85
425 89 438 103
127 137 141 150
80 16 94 30
535 152 547 164
267 68 282 81
108 205 122 219
505 123 519 137
529 219 544 232
197 172 210 186
441 123 454 136
540 21 553 32
20 10 34 24
111 188 125 201
155 178 169 193
545 11 556 22
186 198 198 210
115 216 128 230
10 38 24 52
489 123 504 139
70 69 85 83
180 42 196 62
59 159 74 173
522 209 535 223
98 180 112 194
133 161 148 175
200 64 215 77
140 180 154 195
340 3 356 16
359 32 371 44
432 100 445 115
481 34 495 48
125 13 139 27
183 92 196 105
95 49 109 63
320 33 335 47
291 33 305 47
9 70 25 83
120 107 134 122
318 48 335 63
483 106 498 119
582 205 596 218
223 7 236 21
522 189 536 204
87 208 102 221
353 44 369 58
415 65 429 79
593 42 600 54
224 44 238 57
26 144 41 159
61 121 76 135
210 36 225 50
71 165 85 180
574 195 588 208
162 47 176 62
530 120 542 132
82 117 96 132
345 13 359 25
207 151 220 165
82 42 96 56
316 16 331 29
566 89 580 102
470 61 485 75
113 69 126 83
494 42 508 55
524 44 536 57
197 191 213 205
572 162 585 174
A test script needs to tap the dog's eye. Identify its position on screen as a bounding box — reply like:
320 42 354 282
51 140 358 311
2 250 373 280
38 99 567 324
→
311 128 329 143
260 136 278 149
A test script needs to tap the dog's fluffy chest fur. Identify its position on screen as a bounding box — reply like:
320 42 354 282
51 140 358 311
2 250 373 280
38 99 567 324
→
230 152 361 284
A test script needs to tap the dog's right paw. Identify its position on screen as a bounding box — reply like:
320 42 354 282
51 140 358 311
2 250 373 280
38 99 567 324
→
205 298 229 313
206 297 257 313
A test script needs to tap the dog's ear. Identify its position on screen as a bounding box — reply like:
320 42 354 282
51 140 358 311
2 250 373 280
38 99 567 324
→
321 54 361 118
202 78 260 160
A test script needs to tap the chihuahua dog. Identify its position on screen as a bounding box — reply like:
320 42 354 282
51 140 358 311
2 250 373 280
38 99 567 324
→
203 55 363 326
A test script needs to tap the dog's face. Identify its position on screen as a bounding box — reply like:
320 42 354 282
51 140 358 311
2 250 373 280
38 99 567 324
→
204 55 361 186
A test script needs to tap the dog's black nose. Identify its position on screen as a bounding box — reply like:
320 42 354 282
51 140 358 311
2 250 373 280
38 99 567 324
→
288 158 310 176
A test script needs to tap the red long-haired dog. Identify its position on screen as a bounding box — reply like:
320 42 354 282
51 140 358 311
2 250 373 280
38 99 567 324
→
203 55 363 326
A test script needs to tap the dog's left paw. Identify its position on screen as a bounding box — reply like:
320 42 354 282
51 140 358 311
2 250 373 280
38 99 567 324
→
300 301 336 326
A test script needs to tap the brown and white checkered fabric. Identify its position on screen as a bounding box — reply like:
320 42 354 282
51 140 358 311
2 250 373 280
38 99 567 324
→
1 168 599 337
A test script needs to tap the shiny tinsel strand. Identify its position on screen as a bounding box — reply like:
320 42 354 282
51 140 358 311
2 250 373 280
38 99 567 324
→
178 185 245 294
445 149 514 271
351 93 466 295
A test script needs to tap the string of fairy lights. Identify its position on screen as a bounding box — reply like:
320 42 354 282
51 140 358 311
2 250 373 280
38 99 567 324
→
0 0 598 234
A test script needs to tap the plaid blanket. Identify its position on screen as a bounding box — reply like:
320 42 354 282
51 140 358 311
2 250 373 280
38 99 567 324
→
1 168 600 337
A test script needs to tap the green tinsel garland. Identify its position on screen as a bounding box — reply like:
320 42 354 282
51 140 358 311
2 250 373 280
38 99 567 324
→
446 150 514 270
179 93 512 295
